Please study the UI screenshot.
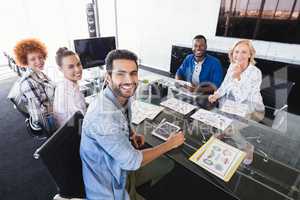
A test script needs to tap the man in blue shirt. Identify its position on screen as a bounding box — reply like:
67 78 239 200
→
176 35 223 94
80 49 185 200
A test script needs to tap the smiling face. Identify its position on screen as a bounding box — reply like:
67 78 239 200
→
27 51 45 71
107 59 138 103
192 38 207 61
60 54 83 82
232 43 251 68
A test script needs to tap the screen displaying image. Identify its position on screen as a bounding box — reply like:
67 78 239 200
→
74 36 116 69
216 0 300 44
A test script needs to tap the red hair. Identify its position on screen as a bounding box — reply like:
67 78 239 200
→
14 38 47 67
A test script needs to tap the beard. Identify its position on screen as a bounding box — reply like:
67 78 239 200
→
109 81 138 99
194 50 206 59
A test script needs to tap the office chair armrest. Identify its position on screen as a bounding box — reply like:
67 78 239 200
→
264 104 288 117
274 104 288 116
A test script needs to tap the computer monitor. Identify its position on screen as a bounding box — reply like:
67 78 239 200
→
74 36 116 69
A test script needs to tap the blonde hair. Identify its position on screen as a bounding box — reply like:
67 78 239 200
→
228 39 256 65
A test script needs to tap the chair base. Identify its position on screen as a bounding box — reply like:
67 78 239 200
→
25 118 48 140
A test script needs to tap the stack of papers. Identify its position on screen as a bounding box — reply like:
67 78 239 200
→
220 100 249 117
191 109 233 131
174 79 193 88
189 136 246 182
131 101 164 124
139 74 162 83
160 98 197 115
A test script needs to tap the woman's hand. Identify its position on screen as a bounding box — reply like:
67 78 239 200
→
232 63 243 80
208 92 219 103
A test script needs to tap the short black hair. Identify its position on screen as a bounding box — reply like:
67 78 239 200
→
105 49 138 74
193 35 207 44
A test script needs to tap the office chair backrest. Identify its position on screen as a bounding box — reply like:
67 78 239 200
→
261 78 295 109
8 97 30 119
170 45 193 77
33 111 85 198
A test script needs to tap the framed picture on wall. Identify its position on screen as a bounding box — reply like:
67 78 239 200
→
216 0 300 44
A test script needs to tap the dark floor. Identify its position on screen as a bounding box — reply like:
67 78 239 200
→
0 76 234 200
0 77 57 200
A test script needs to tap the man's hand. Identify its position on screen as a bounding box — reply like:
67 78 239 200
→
183 83 196 92
130 133 145 149
140 131 185 167
166 131 185 149
195 85 216 94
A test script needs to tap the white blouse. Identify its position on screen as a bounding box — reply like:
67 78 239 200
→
216 63 265 113
53 78 87 127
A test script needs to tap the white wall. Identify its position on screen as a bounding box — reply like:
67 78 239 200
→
111 0 300 72
98 0 116 38
115 0 140 54
0 0 88 66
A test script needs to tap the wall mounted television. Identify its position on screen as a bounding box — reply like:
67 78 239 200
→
216 0 300 44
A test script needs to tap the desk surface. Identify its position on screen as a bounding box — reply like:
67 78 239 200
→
83 68 300 200
133 69 300 200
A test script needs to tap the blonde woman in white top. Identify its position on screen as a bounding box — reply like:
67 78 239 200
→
53 47 86 128
208 40 265 121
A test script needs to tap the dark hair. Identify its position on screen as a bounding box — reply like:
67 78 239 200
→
55 47 76 67
105 49 138 74
193 35 207 44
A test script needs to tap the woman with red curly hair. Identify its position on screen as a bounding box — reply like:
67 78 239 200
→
13 38 55 132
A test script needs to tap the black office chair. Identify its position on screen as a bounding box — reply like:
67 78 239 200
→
11 56 26 77
8 97 50 140
3 51 24 77
8 95 50 140
33 112 86 199
261 78 295 119
3 51 12 69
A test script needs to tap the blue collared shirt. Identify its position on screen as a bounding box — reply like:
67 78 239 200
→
176 54 223 88
80 87 143 200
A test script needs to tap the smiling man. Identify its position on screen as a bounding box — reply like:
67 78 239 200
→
175 35 223 93
80 49 185 200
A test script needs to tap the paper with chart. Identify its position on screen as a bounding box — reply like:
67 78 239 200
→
131 100 164 124
191 109 233 131
172 80 198 98
131 111 146 125
189 136 246 182
160 98 197 115
220 100 249 117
